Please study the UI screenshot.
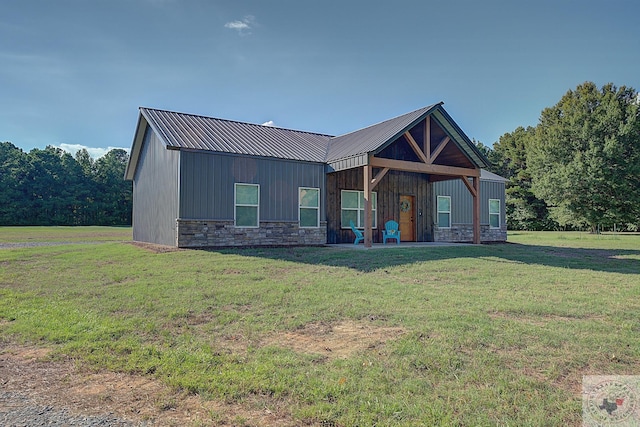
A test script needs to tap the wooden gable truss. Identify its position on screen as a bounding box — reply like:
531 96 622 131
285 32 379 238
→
361 115 482 247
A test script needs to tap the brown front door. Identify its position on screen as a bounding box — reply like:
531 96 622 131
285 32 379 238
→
399 195 415 241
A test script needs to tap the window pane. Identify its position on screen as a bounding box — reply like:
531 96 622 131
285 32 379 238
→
300 208 318 227
489 199 500 214
438 212 450 228
371 192 377 207
358 191 376 208
437 196 450 212
236 206 258 227
490 214 500 228
341 209 358 228
236 184 258 205
300 188 319 208
342 191 359 209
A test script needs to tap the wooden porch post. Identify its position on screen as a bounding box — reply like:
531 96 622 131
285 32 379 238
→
364 164 373 247
473 176 480 244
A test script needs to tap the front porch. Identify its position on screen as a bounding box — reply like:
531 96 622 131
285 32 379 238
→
325 107 488 247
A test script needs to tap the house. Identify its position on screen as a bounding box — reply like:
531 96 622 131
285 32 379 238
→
124 103 507 247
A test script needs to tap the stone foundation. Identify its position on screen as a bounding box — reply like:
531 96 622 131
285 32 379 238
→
176 219 327 248
433 224 507 243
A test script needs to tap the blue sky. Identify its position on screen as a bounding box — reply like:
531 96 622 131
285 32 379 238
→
2 0 639 158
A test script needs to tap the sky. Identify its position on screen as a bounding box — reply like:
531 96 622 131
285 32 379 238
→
2 0 639 158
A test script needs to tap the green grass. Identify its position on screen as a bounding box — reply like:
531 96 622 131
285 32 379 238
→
0 225 131 243
1 228 639 426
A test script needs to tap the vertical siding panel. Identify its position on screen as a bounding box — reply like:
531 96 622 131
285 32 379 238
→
433 178 506 226
180 151 324 223
133 128 179 246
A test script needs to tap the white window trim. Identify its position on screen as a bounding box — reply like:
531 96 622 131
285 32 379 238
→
437 195 451 229
489 198 501 229
299 187 320 228
341 190 377 229
234 183 260 228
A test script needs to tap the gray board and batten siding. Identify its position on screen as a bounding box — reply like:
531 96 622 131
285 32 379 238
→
433 171 508 242
131 126 179 246
433 174 506 226
179 150 326 222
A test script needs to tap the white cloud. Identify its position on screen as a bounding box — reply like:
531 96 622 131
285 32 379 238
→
57 143 130 159
261 120 275 127
224 16 255 35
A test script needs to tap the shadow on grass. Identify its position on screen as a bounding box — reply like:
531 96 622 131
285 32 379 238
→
210 243 640 275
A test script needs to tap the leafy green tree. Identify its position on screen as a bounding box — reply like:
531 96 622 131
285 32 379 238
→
528 82 640 231
492 127 555 230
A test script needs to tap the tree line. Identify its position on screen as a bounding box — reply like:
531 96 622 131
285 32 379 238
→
478 81 640 232
3 82 638 231
0 143 132 226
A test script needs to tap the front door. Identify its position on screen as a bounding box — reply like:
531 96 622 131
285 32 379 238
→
399 195 415 241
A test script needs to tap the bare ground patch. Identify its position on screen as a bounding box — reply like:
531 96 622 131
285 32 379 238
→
0 344 298 426
263 320 405 359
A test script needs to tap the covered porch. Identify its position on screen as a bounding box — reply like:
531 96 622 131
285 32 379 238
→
325 104 489 247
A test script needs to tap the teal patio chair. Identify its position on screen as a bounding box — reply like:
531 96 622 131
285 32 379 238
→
349 220 364 245
382 220 401 244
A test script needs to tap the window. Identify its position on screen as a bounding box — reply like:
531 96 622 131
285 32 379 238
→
299 187 320 228
341 190 377 228
437 196 451 228
489 199 501 229
235 183 259 227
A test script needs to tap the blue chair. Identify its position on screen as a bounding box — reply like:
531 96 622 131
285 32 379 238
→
349 220 364 245
383 220 401 244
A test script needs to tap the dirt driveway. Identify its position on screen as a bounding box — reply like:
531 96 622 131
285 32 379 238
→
0 345 294 426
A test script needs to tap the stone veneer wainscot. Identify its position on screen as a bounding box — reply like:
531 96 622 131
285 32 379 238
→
434 224 507 243
177 219 327 247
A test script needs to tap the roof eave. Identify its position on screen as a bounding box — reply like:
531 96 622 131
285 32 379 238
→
124 112 149 181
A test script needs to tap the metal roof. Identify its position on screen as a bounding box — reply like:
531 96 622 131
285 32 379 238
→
141 107 332 163
325 104 441 163
480 169 509 182
126 104 492 180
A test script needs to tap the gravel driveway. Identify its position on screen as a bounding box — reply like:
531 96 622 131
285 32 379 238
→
0 391 140 427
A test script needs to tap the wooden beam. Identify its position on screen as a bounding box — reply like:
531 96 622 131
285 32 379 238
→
363 164 373 247
459 175 477 198
404 132 429 164
370 156 480 178
425 116 431 162
370 167 389 190
430 136 450 163
473 176 480 244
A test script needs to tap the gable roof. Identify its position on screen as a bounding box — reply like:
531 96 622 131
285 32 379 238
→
125 103 491 180
326 104 441 162
326 103 490 170
141 107 332 163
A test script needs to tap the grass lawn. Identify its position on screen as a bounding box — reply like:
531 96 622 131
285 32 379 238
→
1 227 639 426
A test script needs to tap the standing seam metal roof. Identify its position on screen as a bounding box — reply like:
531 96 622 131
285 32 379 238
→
135 104 489 169
325 104 441 162
141 107 333 163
